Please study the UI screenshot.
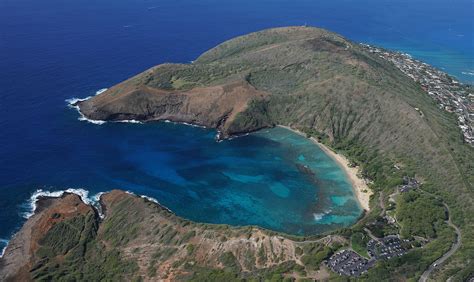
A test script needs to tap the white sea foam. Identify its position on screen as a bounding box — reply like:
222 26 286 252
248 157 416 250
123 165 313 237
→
13 188 173 252
91 192 106 219
22 188 105 219
162 119 207 129
77 115 107 125
65 89 225 129
95 88 108 95
461 71 474 76
313 213 325 221
117 119 143 124
141 195 160 204
216 131 223 142
125 190 159 203
66 88 145 125
65 97 90 105
0 239 9 258
66 88 109 125
92 192 105 202
313 209 331 221
181 122 206 128
65 88 107 106
125 191 173 213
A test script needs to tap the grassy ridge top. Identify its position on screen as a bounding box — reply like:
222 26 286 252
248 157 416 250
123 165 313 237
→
74 26 473 279
195 26 341 63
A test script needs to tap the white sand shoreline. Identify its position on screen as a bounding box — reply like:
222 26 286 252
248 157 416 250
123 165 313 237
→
278 125 372 211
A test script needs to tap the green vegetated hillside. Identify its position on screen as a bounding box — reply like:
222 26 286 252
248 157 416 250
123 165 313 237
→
0 191 351 281
39 26 474 280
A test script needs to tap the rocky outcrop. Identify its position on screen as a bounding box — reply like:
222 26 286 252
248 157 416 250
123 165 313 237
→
0 190 344 281
77 80 271 137
0 194 95 281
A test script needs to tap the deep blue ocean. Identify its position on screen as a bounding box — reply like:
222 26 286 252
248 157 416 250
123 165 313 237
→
0 0 473 251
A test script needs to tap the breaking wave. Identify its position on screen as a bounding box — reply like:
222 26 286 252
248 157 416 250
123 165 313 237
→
0 239 8 258
95 88 108 95
7 188 173 253
125 191 173 213
66 88 148 125
21 188 173 221
313 209 332 221
116 119 143 124
66 88 108 125
66 90 216 129
21 188 101 219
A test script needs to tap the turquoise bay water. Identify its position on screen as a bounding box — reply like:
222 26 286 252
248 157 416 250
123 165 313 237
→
108 124 362 235
1 121 362 237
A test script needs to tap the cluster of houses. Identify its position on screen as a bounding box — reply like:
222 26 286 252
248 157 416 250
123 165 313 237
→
399 176 420 193
327 235 410 277
361 44 474 146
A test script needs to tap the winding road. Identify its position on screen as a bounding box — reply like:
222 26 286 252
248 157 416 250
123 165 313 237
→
419 203 462 282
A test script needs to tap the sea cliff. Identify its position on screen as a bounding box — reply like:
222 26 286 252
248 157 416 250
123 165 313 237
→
0 190 344 281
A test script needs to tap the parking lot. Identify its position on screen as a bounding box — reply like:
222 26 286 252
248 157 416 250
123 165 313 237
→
367 235 408 260
327 250 375 276
328 235 410 277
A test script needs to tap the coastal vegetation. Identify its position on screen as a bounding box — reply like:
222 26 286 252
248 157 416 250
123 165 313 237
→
350 232 370 258
396 191 446 239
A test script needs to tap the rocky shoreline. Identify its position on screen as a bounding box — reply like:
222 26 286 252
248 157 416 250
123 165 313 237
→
0 193 95 281
74 79 273 139
0 190 347 281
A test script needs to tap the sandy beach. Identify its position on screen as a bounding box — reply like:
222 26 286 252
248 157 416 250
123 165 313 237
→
278 125 372 211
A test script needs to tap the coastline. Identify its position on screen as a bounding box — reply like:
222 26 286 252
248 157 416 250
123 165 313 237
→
278 125 372 211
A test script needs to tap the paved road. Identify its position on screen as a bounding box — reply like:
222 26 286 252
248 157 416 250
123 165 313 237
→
379 192 386 217
419 204 462 282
